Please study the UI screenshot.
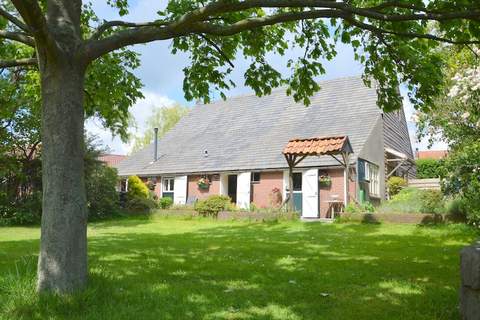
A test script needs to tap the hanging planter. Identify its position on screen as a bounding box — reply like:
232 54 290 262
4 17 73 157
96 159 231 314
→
319 175 332 187
197 177 211 190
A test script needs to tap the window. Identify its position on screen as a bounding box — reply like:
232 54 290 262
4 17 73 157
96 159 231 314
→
163 177 174 192
251 172 261 183
367 163 380 197
292 173 302 191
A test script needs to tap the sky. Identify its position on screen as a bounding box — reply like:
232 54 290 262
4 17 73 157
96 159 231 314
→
86 0 447 155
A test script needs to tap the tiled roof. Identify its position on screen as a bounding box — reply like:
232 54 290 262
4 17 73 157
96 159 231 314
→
117 76 385 176
283 136 350 156
417 150 448 160
99 154 127 167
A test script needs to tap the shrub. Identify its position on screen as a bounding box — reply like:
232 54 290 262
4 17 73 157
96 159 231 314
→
127 176 150 200
194 195 231 217
85 165 120 219
344 202 375 214
445 197 467 222
387 176 407 196
419 189 445 214
378 187 425 214
416 159 443 178
125 197 158 212
0 191 42 226
159 197 173 209
125 176 155 212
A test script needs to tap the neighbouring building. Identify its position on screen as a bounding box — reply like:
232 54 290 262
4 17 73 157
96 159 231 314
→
116 76 415 219
99 154 127 167
415 149 448 160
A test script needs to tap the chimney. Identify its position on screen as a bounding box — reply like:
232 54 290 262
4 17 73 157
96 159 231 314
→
154 127 158 161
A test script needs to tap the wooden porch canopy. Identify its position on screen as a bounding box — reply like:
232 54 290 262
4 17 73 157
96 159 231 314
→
282 136 354 209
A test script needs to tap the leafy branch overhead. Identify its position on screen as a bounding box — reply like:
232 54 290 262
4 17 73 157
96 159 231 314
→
1 1 480 110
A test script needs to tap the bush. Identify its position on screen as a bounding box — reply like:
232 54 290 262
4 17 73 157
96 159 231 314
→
125 197 158 212
0 191 42 226
194 195 231 217
86 165 120 219
387 176 407 196
445 197 467 222
159 197 173 209
419 189 445 214
416 159 443 178
127 176 150 200
344 202 375 214
378 187 446 214
125 175 155 212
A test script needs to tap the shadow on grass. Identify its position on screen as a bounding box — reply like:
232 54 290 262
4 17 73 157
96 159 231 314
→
0 220 477 320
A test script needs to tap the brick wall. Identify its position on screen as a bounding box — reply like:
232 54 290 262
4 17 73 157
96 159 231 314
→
251 171 283 208
187 174 220 200
319 168 356 218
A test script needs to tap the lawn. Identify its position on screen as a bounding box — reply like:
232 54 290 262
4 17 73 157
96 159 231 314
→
0 215 477 320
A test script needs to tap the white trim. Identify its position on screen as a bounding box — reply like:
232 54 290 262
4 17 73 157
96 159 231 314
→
302 169 319 218
236 172 251 209
162 177 175 192
385 147 408 159
173 176 187 205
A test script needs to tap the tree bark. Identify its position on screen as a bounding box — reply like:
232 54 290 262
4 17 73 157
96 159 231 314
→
37 58 88 293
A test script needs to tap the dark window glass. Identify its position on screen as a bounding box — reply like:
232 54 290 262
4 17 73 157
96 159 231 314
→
293 173 302 191
251 172 261 183
170 179 174 191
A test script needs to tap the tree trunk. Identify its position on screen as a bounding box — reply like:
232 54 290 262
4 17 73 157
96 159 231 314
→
37 60 88 293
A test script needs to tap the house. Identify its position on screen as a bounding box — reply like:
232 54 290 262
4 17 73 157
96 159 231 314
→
99 154 127 167
117 76 415 219
415 150 448 160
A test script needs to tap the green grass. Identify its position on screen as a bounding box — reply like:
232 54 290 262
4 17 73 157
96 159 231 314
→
0 215 477 320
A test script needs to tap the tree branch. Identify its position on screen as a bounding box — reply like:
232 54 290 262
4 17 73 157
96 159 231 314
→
198 34 235 68
0 58 38 68
10 0 49 45
0 7 31 33
91 20 168 40
85 0 480 61
343 16 480 45
0 30 35 46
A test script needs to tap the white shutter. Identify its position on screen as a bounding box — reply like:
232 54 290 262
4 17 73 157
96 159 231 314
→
302 169 319 218
219 174 228 196
173 175 188 205
236 172 251 209
282 170 289 201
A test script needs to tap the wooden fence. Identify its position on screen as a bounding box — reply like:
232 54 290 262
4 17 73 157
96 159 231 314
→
408 178 441 190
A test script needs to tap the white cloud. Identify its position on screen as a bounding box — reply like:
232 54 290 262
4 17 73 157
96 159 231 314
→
85 90 175 154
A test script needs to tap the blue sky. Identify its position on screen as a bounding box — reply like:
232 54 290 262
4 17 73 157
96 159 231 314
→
86 0 446 154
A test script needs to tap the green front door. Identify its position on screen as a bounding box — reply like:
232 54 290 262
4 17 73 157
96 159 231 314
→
292 172 302 213
293 192 302 212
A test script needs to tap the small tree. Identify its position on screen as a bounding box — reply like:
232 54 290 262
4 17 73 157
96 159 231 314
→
127 176 150 200
387 176 407 196
131 104 190 153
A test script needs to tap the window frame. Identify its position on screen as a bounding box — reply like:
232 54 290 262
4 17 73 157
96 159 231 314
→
251 172 261 184
163 177 175 192
367 163 380 197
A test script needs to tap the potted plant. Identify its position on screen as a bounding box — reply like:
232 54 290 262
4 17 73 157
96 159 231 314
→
319 175 332 187
197 177 211 190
